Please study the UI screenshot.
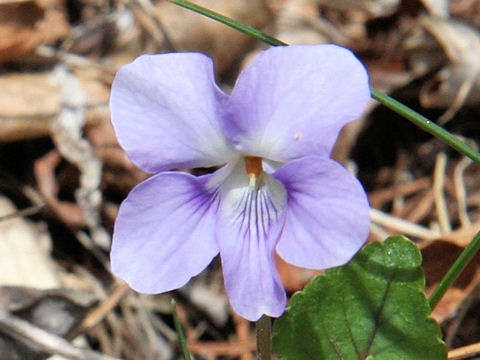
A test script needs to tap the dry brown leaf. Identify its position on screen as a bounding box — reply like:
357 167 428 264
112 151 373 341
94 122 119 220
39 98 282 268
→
276 255 320 292
0 196 60 289
0 288 100 360
0 71 110 142
439 222 480 247
152 0 273 73
317 0 400 18
411 17 480 110
0 0 69 64
274 0 339 45
0 72 59 141
114 0 272 72
450 0 480 27
421 239 480 323
418 0 450 17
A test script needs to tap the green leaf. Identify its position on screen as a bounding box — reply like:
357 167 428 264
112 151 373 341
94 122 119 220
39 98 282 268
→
273 236 447 360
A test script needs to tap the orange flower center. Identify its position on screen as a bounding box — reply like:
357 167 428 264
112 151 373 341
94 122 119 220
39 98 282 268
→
244 156 264 189
244 156 263 178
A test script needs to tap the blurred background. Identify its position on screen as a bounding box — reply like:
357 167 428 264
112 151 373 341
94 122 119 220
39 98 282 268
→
1 0 480 358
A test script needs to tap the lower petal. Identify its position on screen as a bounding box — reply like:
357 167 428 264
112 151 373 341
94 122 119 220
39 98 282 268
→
274 156 370 269
111 172 219 293
209 159 288 320
219 220 286 321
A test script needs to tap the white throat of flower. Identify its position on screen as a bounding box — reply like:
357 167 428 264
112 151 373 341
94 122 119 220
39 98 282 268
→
207 156 287 238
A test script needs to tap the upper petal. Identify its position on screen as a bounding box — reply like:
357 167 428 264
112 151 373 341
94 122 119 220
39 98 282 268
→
225 44 370 161
110 53 236 173
207 158 288 320
274 156 370 269
111 172 219 293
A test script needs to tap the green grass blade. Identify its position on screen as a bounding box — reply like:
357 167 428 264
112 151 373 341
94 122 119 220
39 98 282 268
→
371 88 480 164
171 299 192 360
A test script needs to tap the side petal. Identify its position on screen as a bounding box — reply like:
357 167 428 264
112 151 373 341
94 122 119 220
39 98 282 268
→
110 53 236 173
208 159 288 320
274 156 370 269
111 172 219 293
225 44 370 161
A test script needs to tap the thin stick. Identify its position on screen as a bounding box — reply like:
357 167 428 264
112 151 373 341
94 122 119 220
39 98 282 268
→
433 152 451 234
0 204 45 222
449 341 480 359
370 208 440 239
0 309 122 360
256 315 272 360
454 156 473 227
69 281 131 338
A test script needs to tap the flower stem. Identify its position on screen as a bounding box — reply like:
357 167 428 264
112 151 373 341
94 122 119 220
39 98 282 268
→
256 315 272 360
429 231 480 310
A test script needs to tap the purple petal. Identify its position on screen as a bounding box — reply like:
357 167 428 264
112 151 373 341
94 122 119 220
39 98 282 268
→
274 156 370 269
225 44 370 161
220 228 286 321
207 159 288 320
110 53 236 173
111 172 219 293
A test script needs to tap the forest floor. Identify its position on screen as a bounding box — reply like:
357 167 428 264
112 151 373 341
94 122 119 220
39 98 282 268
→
1 0 480 359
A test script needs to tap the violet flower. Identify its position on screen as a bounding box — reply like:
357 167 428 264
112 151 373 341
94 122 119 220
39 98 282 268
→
110 44 371 321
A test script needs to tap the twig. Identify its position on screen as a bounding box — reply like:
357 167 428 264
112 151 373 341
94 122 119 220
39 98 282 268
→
433 152 452 234
69 281 131 338
445 280 480 346
403 190 434 224
36 45 115 81
233 313 254 360
438 75 477 126
453 136 478 227
188 340 256 357
137 301 173 359
370 208 441 239
0 204 45 222
454 155 473 227
449 341 480 359
369 222 391 241
0 309 122 360
369 178 431 208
